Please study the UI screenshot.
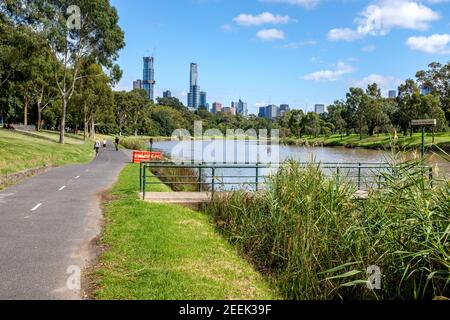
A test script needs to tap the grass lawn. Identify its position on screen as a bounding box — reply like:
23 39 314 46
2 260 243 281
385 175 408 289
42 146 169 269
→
0 129 94 176
291 132 450 150
90 164 277 300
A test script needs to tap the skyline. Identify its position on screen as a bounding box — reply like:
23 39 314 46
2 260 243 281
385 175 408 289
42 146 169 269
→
111 0 450 115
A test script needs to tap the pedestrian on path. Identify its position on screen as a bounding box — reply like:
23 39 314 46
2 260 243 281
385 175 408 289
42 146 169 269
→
103 139 107 148
94 140 101 156
115 137 120 151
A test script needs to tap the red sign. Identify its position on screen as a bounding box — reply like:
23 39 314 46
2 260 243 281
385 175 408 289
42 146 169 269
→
132 151 162 163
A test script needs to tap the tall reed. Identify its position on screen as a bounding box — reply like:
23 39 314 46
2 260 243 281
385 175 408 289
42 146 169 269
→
206 160 450 300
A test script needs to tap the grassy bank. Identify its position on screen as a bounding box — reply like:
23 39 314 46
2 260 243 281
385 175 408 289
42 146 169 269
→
89 164 277 300
206 160 450 300
0 129 94 177
282 132 450 150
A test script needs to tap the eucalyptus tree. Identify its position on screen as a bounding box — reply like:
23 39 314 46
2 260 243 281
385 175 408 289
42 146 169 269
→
416 62 450 123
6 0 125 143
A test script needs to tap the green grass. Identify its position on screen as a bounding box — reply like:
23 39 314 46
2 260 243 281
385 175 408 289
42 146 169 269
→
206 160 450 300
90 164 277 300
283 132 450 150
0 129 94 176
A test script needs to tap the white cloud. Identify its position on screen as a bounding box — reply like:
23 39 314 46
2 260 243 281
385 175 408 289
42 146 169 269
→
256 28 285 41
282 40 317 48
406 34 450 54
328 28 363 41
349 74 402 93
260 0 320 9
303 61 355 81
328 0 440 42
233 12 293 26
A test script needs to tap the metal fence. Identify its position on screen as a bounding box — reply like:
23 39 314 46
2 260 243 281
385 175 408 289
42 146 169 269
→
139 161 434 199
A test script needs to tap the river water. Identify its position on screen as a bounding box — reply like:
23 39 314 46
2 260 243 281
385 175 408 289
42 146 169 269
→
149 140 398 190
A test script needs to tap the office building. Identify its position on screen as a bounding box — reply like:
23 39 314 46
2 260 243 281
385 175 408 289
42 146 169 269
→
280 104 290 116
258 106 266 118
188 63 200 109
388 90 397 99
259 105 280 120
163 90 172 98
143 56 155 101
267 104 279 119
236 100 248 117
200 91 207 108
212 102 222 114
420 86 432 96
133 80 143 90
314 104 325 114
222 106 236 115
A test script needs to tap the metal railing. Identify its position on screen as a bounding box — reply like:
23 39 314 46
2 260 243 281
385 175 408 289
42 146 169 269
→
139 161 433 200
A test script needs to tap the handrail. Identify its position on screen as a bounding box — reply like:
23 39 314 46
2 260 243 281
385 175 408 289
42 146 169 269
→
140 161 432 200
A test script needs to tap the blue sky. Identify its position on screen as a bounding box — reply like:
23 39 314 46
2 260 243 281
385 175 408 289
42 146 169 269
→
110 0 450 115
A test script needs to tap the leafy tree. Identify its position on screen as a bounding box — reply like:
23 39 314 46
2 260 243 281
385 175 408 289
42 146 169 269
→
12 0 125 143
327 101 347 138
416 62 450 123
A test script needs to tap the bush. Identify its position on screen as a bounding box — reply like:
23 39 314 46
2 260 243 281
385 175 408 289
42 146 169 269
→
206 160 450 300
119 138 146 150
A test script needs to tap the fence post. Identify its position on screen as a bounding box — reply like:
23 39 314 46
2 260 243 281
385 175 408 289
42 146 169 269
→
212 167 215 198
336 166 340 185
143 165 146 200
198 165 202 192
256 163 259 192
358 163 361 190
139 162 143 193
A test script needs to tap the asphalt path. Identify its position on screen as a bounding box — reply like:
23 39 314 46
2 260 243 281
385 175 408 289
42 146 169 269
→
0 144 131 300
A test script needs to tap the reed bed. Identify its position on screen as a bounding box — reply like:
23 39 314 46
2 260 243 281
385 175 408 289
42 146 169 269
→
205 160 450 300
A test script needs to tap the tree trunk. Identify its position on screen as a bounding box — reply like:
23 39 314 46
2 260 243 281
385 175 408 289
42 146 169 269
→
90 117 95 139
83 102 88 140
24 95 29 127
59 97 67 144
37 106 42 131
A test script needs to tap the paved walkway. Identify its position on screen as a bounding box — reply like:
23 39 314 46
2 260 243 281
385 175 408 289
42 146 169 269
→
0 144 130 300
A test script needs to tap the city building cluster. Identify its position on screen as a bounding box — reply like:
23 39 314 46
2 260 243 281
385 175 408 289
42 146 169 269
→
133 57 249 117
132 56 402 120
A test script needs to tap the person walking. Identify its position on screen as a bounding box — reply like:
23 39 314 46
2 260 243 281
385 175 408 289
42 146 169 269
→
94 140 101 156
114 137 120 151
103 139 107 149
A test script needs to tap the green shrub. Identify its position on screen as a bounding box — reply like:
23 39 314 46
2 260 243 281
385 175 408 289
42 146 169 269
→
206 160 450 300
119 138 146 150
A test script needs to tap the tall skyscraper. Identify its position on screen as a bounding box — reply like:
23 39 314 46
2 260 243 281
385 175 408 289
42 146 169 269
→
133 80 143 90
200 91 207 108
236 100 248 117
143 57 155 101
315 104 325 114
163 90 172 98
188 63 200 109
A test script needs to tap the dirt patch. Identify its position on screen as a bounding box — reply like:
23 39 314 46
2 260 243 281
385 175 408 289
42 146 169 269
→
80 189 111 300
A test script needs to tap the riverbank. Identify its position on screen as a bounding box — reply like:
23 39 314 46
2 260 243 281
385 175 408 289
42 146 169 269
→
0 129 94 189
282 132 450 151
88 164 277 300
